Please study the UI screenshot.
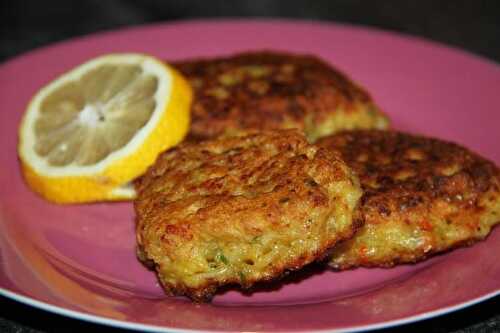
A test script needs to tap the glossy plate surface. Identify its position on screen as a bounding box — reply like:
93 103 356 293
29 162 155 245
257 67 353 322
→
0 19 499 332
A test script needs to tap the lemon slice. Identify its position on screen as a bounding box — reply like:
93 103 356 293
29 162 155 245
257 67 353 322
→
18 53 192 203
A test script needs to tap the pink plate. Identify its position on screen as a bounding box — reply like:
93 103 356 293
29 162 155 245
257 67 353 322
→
0 19 499 332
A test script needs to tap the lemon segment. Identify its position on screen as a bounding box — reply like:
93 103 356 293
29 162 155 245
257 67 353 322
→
18 53 192 203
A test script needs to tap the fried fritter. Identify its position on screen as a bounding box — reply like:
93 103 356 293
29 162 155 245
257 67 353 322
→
173 51 389 142
318 130 500 269
135 130 362 301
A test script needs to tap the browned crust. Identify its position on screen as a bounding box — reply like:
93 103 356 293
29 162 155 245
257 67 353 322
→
318 130 500 268
172 50 386 141
135 129 362 300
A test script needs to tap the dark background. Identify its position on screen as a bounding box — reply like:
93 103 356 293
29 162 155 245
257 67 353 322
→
1 0 499 332
1 0 500 63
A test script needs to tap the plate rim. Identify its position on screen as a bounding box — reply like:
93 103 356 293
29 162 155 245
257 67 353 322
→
1 287 498 333
1 17 499 70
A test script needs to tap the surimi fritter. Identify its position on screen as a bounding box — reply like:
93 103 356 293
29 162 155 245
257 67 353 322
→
173 51 389 142
135 130 362 301
318 130 500 269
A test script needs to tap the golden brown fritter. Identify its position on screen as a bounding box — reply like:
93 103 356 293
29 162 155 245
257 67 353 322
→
318 130 500 269
135 129 362 301
173 51 389 142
